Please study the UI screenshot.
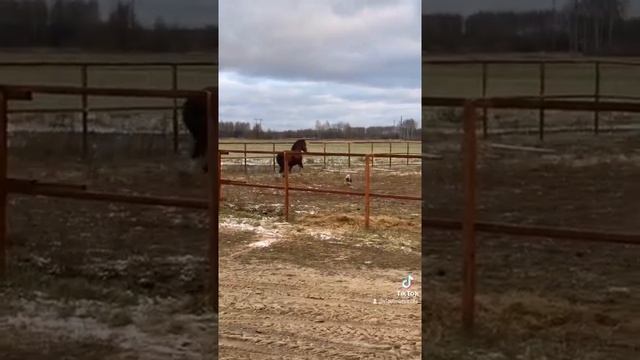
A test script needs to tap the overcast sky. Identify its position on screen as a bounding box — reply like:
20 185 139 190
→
219 0 421 131
423 0 640 16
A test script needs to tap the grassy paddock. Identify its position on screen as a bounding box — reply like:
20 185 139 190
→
0 51 217 110
423 58 640 132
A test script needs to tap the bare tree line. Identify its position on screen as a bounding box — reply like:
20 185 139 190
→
0 0 216 52
424 0 639 55
219 119 419 140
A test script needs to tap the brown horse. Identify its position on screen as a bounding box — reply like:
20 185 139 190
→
276 139 308 175
181 87 215 172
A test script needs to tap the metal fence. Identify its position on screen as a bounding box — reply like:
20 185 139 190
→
0 84 219 311
0 61 217 155
218 149 424 228
219 140 424 172
422 95 640 333
423 59 640 140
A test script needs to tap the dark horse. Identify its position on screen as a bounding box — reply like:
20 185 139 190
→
276 139 308 175
181 88 214 172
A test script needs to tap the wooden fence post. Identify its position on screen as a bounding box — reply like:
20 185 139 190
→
0 91 7 278
388 142 392 168
81 64 88 157
272 143 276 172
364 155 371 229
348 142 351 168
284 151 290 221
481 62 488 138
217 150 222 202
323 143 327 169
594 61 601 134
243 143 247 173
206 89 219 313
172 64 179 153
406 142 410 165
462 101 478 333
539 61 546 141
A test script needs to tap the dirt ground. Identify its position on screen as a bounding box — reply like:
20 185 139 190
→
217 149 422 358
423 129 640 360
0 133 422 359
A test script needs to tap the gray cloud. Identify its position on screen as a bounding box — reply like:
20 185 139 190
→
219 0 421 131
220 72 420 131
220 0 421 88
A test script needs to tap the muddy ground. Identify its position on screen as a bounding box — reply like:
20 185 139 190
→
1 133 422 359
423 130 640 360
217 149 422 359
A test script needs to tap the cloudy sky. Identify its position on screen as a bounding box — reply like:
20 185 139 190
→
219 0 421 131
423 0 640 16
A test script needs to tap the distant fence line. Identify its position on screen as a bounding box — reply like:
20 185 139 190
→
0 61 218 156
220 140 423 170
423 59 640 140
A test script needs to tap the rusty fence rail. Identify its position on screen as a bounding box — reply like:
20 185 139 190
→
220 141 423 171
422 95 640 333
423 59 640 140
217 149 423 228
0 61 218 155
0 84 219 311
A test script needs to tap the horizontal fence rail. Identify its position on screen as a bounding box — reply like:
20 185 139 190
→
219 143 426 171
0 85 219 311
422 95 640 333
0 61 218 155
0 61 217 67
423 59 640 66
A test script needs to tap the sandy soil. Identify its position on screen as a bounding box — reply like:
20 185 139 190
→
216 153 422 359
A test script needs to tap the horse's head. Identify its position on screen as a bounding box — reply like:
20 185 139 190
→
292 139 308 152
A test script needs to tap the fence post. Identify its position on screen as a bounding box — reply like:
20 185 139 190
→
0 92 7 277
272 143 276 172
364 155 371 229
388 142 392 168
284 151 290 221
539 62 546 141
348 142 351 168
172 64 179 153
462 101 478 334
323 142 327 169
81 64 88 157
406 142 410 165
217 150 222 202
206 89 219 313
243 143 247 173
481 62 488 138
594 61 601 135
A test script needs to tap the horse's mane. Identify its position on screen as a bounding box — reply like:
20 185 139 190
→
291 139 307 150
